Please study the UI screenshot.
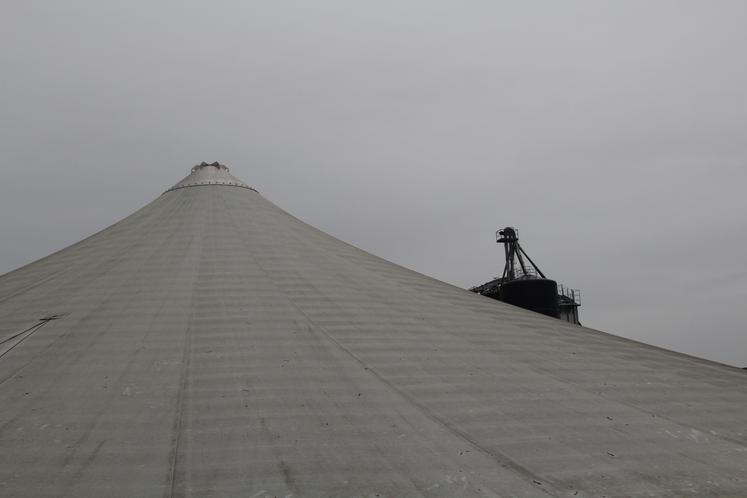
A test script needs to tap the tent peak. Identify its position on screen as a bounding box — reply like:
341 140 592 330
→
195 161 228 171
165 162 256 193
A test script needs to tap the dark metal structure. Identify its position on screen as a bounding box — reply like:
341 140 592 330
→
497 227 546 281
472 227 580 323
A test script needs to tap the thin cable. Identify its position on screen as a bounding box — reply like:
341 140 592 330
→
0 322 46 347
0 314 67 360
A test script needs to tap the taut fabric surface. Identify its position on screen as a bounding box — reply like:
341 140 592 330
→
1 169 745 497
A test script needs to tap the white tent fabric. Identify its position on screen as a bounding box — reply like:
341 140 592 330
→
1 164 745 497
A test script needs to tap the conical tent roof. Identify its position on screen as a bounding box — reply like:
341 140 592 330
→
1 164 745 497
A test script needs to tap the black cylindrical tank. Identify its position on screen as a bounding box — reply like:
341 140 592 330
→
500 278 560 318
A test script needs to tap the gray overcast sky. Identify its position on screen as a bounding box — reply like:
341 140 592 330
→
2 1 746 366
